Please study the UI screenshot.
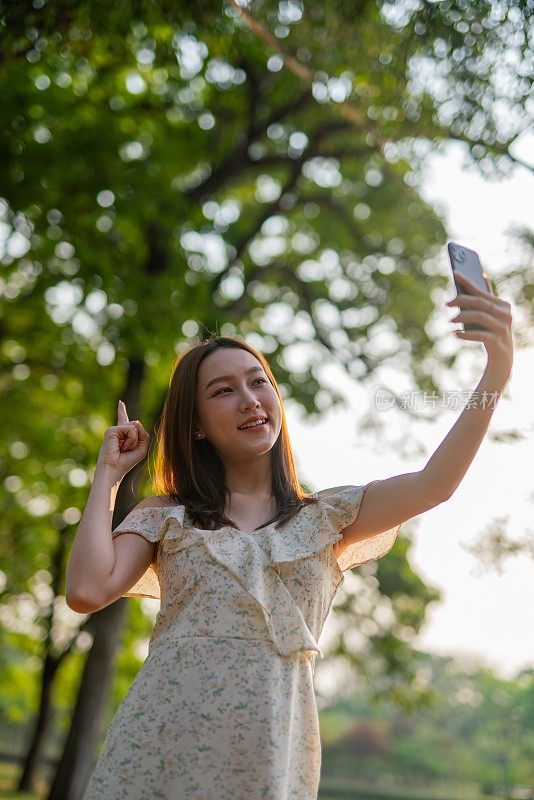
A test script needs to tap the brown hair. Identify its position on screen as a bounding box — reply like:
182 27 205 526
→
150 335 318 532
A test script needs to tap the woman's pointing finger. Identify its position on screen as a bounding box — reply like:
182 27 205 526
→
117 399 129 425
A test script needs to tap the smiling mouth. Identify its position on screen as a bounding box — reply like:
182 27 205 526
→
237 419 269 431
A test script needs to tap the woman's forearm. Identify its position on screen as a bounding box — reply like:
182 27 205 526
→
422 368 509 501
65 463 121 609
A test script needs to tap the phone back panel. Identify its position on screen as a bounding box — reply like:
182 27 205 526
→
447 242 487 293
447 242 487 331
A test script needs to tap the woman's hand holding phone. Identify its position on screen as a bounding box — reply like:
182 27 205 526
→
445 270 514 387
96 400 151 483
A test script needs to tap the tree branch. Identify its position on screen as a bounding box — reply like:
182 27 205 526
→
209 164 303 300
254 144 370 170
207 120 356 297
228 0 382 141
184 87 315 203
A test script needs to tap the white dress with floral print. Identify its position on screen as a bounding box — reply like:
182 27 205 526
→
82 483 399 800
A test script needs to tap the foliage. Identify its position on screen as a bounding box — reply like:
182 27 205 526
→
0 0 532 786
321 651 534 793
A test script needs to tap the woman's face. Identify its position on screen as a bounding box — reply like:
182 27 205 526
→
194 347 282 462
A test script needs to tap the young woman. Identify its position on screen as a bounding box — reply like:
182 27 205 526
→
67 271 513 799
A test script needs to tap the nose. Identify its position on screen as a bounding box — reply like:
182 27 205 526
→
239 386 261 410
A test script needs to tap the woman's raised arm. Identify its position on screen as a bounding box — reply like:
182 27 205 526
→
65 401 150 612
340 270 514 547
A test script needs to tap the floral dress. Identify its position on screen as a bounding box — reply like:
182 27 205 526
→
82 483 400 800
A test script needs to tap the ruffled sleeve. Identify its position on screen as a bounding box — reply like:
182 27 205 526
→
111 506 183 599
317 481 400 571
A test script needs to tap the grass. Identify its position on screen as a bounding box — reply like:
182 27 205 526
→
0 759 502 800
0 761 45 800
318 777 499 799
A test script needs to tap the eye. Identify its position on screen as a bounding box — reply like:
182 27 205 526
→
214 377 268 395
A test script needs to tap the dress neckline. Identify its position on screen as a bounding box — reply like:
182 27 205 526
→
140 499 318 536
139 505 278 536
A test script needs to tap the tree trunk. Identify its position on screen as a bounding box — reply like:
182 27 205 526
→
46 598 128 800
17 652 61 792
17 532 70 792
45 363 148 798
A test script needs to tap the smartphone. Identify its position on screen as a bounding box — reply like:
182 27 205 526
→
447 242 487 332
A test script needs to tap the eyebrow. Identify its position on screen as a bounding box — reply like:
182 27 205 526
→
205 366 264 391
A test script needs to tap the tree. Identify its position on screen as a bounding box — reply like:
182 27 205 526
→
0 0 532 796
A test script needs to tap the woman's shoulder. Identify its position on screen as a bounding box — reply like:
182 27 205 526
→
315 485 353 499
132 495 181 511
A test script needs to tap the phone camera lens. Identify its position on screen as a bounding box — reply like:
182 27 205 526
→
452 246 466 263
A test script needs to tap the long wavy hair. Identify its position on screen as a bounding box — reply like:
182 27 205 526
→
150 335 318 532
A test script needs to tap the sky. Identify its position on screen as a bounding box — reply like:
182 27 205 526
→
285 135 534 685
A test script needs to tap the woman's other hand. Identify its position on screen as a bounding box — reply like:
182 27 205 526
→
96 400 151 482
